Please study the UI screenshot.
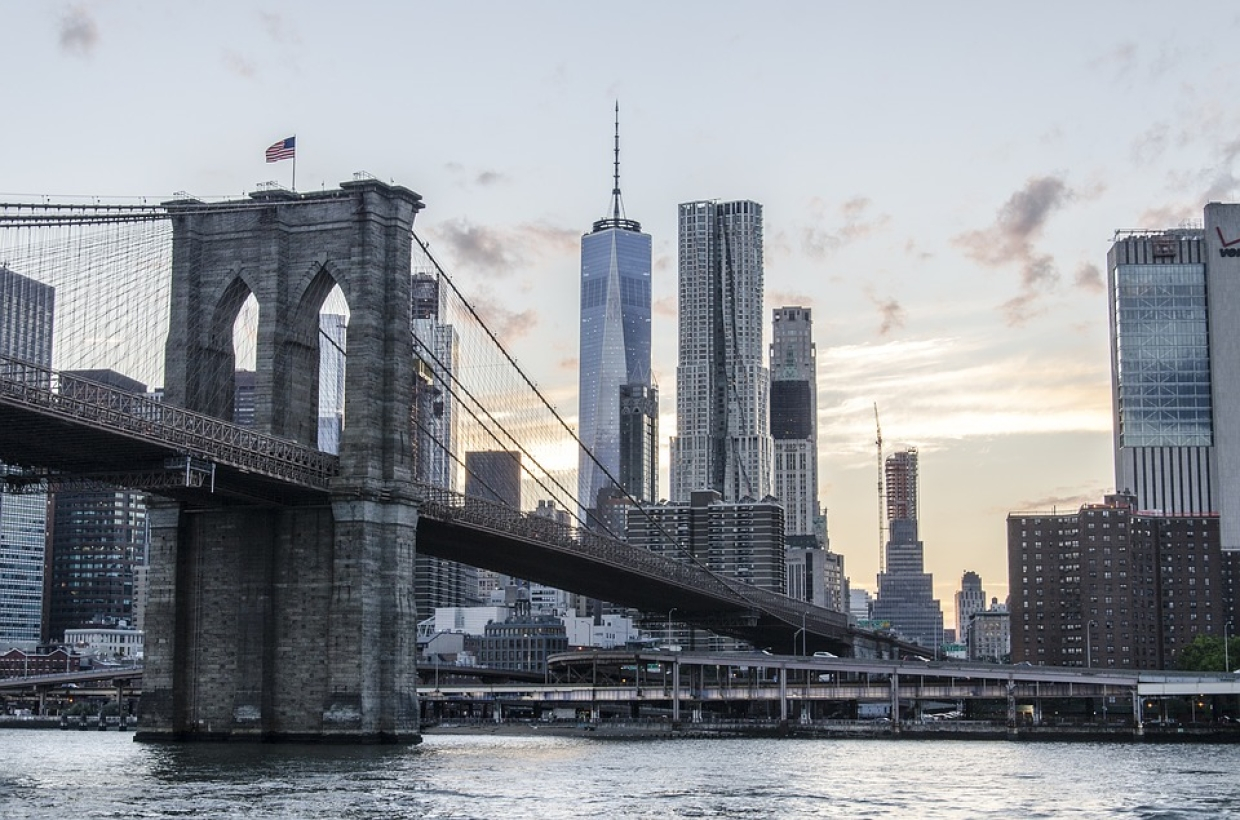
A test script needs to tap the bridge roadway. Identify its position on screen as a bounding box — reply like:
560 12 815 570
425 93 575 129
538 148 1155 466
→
0 360 861 654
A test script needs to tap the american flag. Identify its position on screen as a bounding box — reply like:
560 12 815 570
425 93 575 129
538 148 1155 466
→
265 136 296 162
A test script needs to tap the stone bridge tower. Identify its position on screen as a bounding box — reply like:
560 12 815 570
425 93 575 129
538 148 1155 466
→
138 179 425 742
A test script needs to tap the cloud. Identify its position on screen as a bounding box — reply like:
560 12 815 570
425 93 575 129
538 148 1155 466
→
260 11 299 44
1074 262 1104 293
476 171 506 187
998 291 1050 327
1017 489 1112 512
428 219 578 277
1130 122 1170 167
652 295 676 319
1088 41 1138 85
433 220 515 272
954 176 1073 324
558 357 578 372
800 196 890 259
470 293 539 341
223 50 257 79
865 291 905 336
59 5 99 56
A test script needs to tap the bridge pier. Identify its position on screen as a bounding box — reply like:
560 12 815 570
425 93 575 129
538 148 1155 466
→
136 179 426 743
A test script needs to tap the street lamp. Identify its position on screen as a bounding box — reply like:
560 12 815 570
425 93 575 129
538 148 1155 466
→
1226 622 1233 673
666 607 678 649
793 611 807 656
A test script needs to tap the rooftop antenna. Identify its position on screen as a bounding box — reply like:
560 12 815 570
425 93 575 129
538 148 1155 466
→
611 100 623 222
592 101 640 233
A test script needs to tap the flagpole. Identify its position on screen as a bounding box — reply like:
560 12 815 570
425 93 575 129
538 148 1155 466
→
292 134 297 191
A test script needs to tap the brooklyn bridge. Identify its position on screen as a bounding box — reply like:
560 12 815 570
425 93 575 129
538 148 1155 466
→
0 179 889 742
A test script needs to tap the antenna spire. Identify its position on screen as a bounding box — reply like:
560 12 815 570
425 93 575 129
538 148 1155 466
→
591 101 640 233
611 100 622 221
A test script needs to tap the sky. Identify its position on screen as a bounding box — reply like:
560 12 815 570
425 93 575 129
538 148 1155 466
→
6 1 1240 627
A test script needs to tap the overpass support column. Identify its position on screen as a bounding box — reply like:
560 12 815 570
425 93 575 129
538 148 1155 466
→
889 672 900 734
779 666 788 726
671 658 681 725
1133 690 1144 737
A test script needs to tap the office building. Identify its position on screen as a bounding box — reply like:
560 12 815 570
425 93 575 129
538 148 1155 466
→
968 598 1010 663
872 449 944 648
578 106 654 514
618 383 658 505
317 313 347 454
770 306 820 539
411 272 460 493
0 266 53 648
1108 204 1240 548
44 370 149 643
670 199 773 503
786 544 848 612
1008 492 1232 668
233 370 256 426
466 450 522 602
956 571 986 648
627 490 786 592
410 272 475 616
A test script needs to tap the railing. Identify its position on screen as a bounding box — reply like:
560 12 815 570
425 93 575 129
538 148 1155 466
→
0 355 338 490
412 480 850 636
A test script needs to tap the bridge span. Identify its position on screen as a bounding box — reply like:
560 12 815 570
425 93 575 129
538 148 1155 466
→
0 181 894 743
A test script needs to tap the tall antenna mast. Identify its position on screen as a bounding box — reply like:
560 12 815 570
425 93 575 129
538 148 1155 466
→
591 101 640 234
874 403 885 574
611 100 622 222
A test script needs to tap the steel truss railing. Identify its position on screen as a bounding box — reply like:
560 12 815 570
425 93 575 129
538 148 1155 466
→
412 481 849 637
0 355 338 490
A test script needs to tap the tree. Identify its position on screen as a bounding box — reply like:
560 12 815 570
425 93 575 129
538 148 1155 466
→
1177 634 1240 672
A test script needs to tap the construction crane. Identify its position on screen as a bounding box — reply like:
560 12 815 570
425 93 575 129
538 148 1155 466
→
874 402 885 575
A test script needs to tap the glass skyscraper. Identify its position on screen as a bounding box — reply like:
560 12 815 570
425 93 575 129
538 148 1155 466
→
670 200 772 503
577 107 653 516
1107 228 1215 518
0 265 53 647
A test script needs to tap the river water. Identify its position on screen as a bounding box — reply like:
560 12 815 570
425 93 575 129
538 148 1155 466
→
1 728 1238 818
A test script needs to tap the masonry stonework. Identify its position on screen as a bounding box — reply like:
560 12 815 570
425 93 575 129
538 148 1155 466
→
137 179 424 742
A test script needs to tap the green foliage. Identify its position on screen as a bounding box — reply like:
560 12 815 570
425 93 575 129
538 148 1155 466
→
1176 634 1240 672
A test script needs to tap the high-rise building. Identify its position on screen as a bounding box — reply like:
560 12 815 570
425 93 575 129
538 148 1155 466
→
0 265 53 648
466 450 522 603
317 313 347 455
411 272 460 493
44 370 150 642
670 199 772 502
969 599 1010 663
1107 204 1240 548
872 449 944 648
626 490 786 592
1008 492 1232 668
956 571 986 647
411 272 473 617
770 306 820 538
577 105 654 515
786 544 848 612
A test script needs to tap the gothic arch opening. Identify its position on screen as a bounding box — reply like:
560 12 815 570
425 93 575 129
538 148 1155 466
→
280 265 349 450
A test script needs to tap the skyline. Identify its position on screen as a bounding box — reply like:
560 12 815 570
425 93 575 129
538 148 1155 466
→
9 2 1240 623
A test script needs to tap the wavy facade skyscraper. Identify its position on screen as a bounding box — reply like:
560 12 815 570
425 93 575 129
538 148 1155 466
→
670 199 772 502
577 105 654 518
